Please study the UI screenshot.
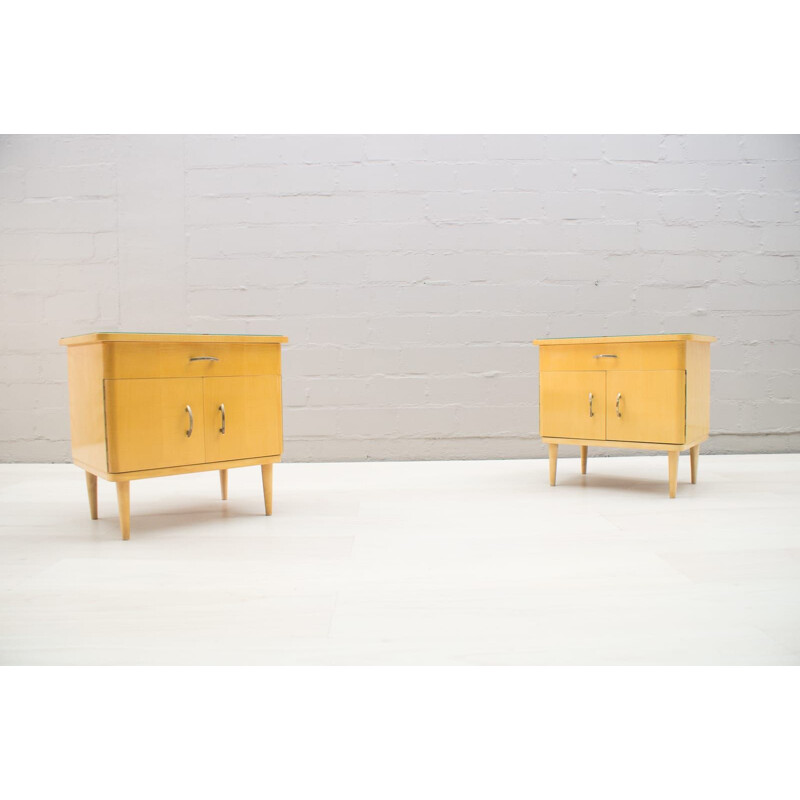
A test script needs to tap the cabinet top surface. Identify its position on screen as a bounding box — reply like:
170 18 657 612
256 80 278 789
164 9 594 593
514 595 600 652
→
59 332 289 346
532 333 716 345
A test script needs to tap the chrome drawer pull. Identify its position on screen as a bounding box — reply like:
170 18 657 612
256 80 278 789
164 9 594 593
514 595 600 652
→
189 356 219 362
219 403 226 434
588 392 594 417
616 393 622 417
593 354 618 359
185 405 194 437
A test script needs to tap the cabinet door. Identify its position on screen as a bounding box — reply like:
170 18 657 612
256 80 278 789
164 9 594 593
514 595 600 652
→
203 375 282 462
606 371 686 444
105 378 206 472
540 371 607 439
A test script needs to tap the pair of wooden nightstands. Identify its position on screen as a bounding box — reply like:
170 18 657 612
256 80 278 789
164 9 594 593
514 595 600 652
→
61 332 715 540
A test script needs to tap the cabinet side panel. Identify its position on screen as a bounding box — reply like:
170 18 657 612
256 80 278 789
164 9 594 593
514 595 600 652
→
686 341 711 442
277 345 284 455
65 343 107 473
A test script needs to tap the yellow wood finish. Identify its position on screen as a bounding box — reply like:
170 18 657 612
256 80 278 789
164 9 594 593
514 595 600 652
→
540 371 607 440
685 340 711 443
535 334 714 498
539 341 685 373
220 469 228 500
533 334 715 345
116 481 130 540
668 451 679 499
85 471 98 519
103 341 282 380
606 371 686 445
548 444 558 486
60 333 288 346
541 436 705 452
75 454 280 482
61 333 287 539
65 343 107 473
105 378 206 472
203 375 282 463
261 463 273 516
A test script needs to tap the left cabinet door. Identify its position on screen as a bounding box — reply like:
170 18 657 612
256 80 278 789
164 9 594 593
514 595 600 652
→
105 378 206 472
540 370 607 440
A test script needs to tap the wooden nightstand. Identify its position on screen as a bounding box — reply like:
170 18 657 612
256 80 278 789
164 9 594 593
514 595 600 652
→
60 332 288 539
533 334 715 498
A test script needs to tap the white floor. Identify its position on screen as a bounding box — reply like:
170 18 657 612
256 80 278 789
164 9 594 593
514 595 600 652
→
1 453 798 665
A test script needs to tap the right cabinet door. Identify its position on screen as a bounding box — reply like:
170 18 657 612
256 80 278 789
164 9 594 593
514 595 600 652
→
203 375 282 462
606 371 686 444
540 371 607 439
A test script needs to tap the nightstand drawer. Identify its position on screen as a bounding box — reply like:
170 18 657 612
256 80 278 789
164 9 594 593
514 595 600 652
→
103 342 281 379
539 341 685 372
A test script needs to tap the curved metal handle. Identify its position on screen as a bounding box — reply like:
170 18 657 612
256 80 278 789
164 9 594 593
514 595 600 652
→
189 356 219 362
219 403 226 434
588 392 594 418
616 393 622 418
593 354 618 359
185 405 194 437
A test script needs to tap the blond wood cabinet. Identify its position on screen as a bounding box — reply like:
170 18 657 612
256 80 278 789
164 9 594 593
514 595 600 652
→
533 334 715 498
60 333 288 539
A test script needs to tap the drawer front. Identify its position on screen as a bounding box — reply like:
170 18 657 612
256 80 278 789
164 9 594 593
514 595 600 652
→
103 342 281 379
606 370 686 444
105 378 206 472
539 342 685 372
540 371 607 440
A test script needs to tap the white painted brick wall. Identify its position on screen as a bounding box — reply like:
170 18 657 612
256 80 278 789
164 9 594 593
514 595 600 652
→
1 134 799 463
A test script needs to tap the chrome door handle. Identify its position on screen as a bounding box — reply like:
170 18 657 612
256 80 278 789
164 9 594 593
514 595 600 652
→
589 392 594 417
593 354 618 359
616 393 622 417
219 403 226 434
185 405 194 437
189 356 219 362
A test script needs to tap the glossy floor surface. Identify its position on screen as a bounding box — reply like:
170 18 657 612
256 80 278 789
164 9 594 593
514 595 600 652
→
1 454 798 665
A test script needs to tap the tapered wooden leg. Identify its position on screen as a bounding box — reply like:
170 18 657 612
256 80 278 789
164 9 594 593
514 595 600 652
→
690 445 699 485
668 451 678 499
580 446 588 475
548 444 558 486
261 464 273 516
116 481 130 540
85 471 98 520
219 469 228 500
